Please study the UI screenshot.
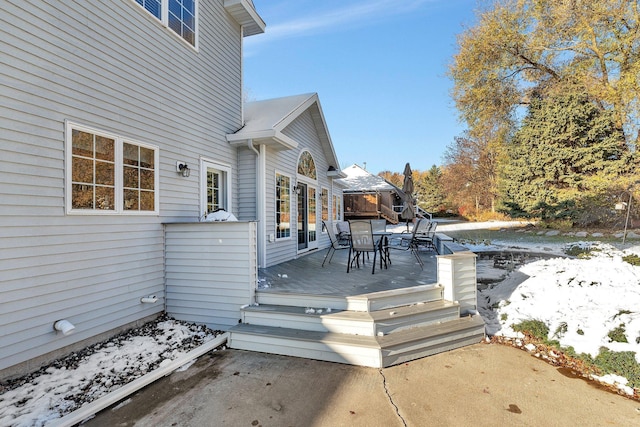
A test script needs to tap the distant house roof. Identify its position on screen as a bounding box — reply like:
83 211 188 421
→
337 164 404 194
227 93 343 173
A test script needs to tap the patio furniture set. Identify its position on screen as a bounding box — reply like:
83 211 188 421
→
321 218 438 273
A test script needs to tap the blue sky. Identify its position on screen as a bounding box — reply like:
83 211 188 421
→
244 0 478 175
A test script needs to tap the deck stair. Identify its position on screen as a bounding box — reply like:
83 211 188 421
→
228 284 485 368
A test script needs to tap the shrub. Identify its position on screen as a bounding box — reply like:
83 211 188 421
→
537 219 574 230
500 313 508 322
576 329 584 335
613 310 632 319
622 254 640 266
564 244 593 259
607 324 628 343
554 322 568 338
512 319 549 341
594 347 640 389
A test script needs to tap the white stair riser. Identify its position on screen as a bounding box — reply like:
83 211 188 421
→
383 327 486 355
376 307 460 335
256 285 444 312
229 334 382 367
365 287 443 311
228 324 484 369
256 293 350 311
382 334 485 367
242 312 375 335
242 306 462 337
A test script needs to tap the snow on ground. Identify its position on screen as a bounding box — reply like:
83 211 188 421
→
0 315 222 427
440 221 640 397
2 221 640 426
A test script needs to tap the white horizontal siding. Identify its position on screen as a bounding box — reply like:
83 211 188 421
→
264 108 336 267
237 146 257 221
0 0 249 374
165 222 257 330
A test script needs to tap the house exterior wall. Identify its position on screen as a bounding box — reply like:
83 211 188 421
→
237 146 257 221
0 0 247 375
264 108 341 267
165 222 257 330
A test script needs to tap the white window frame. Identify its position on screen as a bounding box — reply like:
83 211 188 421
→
200 158 232 216
321 187 329 233
65 121 160 215
131 0 199 49
333 193 342 221
275 171 292 241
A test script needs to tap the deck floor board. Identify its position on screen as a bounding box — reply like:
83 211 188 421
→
259 240 439 297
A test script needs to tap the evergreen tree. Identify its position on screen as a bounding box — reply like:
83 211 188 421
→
499 89 633 225
413 166 447 214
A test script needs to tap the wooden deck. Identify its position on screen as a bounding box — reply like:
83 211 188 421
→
258 238 439 296
231 239 484 368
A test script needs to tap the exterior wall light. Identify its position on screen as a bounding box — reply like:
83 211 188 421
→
53 319 76 335
176 161 190 177
293 184 302 195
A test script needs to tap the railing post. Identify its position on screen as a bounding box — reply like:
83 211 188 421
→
437 252 478 315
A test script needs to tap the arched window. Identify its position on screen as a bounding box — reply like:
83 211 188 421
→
297 151 316 179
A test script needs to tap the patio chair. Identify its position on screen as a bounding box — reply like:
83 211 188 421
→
415 221 437 253
371 219 391 266
370 219 387 233
335 221 351 245
321 221 350 267
390 218 430 269
347 220 380 274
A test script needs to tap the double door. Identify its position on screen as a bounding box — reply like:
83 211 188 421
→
297 182 317 251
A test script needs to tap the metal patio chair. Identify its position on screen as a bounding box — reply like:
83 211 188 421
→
321 221 350 267
415 220 437 253
371 219 391 267
335 221 351 245
347 220 380 274
370 219 387 233
389 217 430 269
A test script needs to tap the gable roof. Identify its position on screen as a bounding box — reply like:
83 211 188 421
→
227 93 343 172
337 164 404 194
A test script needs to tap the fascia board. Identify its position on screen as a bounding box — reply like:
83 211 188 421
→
224 0 266 36
272 94 318 131
226 131 298 151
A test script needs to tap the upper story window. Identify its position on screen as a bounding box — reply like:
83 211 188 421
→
297 151 317 179
134 0 197 47
66 122 159 215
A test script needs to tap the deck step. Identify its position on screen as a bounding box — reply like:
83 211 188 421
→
228 315 485 368
380 315 486 367
228 323 382 367
256 284 444 312
241 300 461 336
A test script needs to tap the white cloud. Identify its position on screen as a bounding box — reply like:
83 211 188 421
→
247 0 434 48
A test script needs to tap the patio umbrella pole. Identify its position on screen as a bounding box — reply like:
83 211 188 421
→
400 162 416 233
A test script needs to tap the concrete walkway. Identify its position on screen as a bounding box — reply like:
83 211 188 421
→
86 344 639 427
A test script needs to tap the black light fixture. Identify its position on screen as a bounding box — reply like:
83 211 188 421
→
294 184 302 195
176 161 190 177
